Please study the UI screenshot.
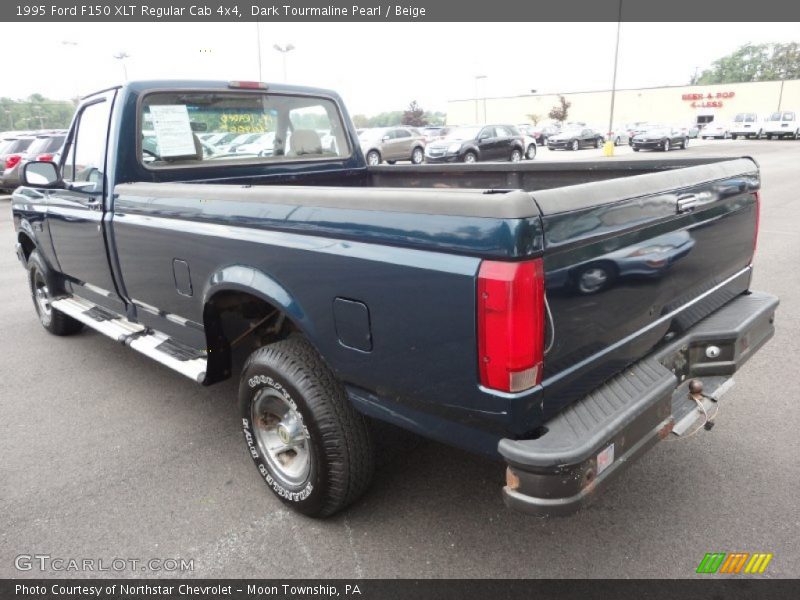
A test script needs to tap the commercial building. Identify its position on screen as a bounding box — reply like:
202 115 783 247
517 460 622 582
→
446 79 800 128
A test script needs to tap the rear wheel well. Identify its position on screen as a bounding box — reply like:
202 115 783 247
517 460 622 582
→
203 290 298 384
18 233 35 261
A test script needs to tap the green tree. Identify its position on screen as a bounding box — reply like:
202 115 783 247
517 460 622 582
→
694 42 800 84
402 101 428 127
0 94 75 131
548 96 571 123
351 114 369 128
525 113 542 125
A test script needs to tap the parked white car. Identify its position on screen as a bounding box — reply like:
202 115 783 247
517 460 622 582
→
730 113 765 139
700 122 730 139
764 110 799 140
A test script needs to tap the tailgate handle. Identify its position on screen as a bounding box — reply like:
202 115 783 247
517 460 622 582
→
677 194 698 213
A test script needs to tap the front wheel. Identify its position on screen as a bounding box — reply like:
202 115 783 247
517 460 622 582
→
526 144 537 160
570 139 579 151
681 137 689 149
462 151 477 163
595 137 602 149
411 147 424 164
366 150 381 166
28 251 83 336
510 148 522 162
662 139 670 152
239 336 375 517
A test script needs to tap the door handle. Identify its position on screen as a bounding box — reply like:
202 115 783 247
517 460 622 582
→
677 194 698 213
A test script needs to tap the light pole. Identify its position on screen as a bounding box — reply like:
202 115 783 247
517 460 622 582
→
605 0 623 157
273 44 295 82
474 75 486 123
113 52 130 80
5 110 13 129
255 22 263 80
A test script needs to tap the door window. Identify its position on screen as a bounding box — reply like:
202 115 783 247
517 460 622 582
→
395 129 411 139
63 99 112 193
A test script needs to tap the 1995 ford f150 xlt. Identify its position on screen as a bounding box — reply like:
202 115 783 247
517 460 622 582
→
12 81 778 517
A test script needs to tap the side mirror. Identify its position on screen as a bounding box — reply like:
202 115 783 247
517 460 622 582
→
381 135 390 142
23 161 62 188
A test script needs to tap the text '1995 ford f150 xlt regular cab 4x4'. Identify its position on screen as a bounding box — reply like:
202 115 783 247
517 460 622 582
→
12 81 778 517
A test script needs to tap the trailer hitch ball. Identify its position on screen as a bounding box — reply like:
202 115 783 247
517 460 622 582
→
688 379 703 395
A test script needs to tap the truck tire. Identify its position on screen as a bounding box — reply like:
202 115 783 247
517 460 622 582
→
27 250 83 336
239 336 374 517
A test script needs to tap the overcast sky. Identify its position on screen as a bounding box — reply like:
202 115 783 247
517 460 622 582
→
3 22 798 114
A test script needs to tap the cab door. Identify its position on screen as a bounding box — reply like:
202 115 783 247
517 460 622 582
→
476 126 498 160
46 91 125 312
393 128 414 161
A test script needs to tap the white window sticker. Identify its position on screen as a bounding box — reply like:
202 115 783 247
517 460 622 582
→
596 443 615 475
149 105 197 158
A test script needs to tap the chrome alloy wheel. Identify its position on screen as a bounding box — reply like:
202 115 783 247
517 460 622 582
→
251 388 312 487
33 271 52 318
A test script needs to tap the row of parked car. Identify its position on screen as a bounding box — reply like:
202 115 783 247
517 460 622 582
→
699 111 800 140
0 130 66 192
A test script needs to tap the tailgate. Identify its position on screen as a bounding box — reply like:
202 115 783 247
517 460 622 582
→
533 158 759 419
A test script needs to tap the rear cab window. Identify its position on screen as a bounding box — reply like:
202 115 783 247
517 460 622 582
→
139 90 351 168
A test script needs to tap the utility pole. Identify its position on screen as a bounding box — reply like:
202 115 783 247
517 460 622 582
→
474 75 486 123
255 22 263 80
605 0 623 157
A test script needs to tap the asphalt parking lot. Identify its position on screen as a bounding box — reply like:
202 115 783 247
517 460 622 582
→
1 138 798 579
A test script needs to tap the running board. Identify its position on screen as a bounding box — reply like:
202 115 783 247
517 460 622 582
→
51 296 207 383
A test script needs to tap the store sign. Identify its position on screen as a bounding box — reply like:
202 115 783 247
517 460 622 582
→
682 91 735 108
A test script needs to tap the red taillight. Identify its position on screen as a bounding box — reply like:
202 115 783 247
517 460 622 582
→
5 154 21 170
37 153 54 162
228 80 267 89
751 191 761 263
477 259 545 393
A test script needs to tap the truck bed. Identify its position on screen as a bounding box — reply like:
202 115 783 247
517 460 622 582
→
112 156 759 436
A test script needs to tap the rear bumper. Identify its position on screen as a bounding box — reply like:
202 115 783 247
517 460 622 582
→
499 291 778 516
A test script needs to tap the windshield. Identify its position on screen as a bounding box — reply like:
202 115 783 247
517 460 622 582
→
769 112 782 120
645 128 670 136
444 126 481 140
140 91 351 168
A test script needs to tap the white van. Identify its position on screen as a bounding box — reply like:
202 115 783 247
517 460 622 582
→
730 112 764 139
764 110 799 139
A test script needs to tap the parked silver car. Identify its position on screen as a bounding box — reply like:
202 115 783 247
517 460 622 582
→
359 127 426 165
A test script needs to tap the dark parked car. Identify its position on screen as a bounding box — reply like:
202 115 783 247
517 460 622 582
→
1 132 65 191
0 136 38 191
631 127 689 152
531 123 560 146
424 124 525 163
547 127 604 151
